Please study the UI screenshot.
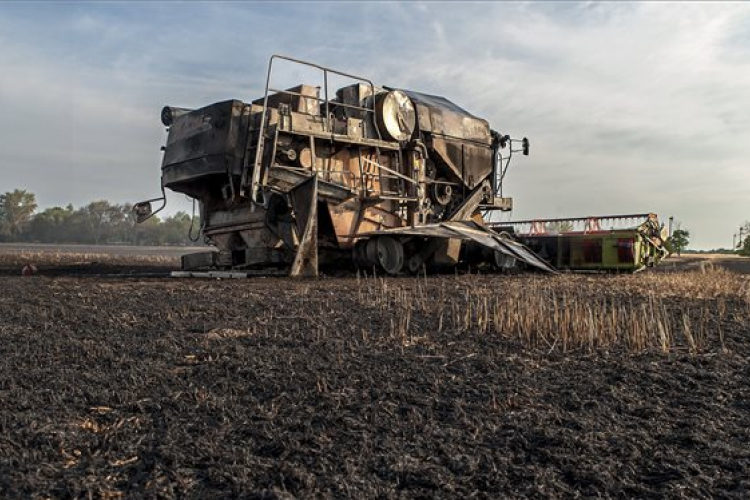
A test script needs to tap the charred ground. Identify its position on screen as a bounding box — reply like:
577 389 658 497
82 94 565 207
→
0 249 749 499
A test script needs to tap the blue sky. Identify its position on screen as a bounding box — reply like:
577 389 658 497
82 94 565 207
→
1 1 748 249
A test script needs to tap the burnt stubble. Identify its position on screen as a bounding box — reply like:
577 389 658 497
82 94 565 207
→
1 254 749 499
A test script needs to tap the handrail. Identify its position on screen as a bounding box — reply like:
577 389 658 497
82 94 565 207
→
266 87 378 114
246 54 385 205
497 213 655 225
361 157 417 185
493 213 660 236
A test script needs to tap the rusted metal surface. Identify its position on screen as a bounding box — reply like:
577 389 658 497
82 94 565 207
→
447 181 492 222
289 175 319 277
360 221 557 273
138 55 543 275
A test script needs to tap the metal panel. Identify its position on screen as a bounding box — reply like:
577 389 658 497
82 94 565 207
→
400 91 491 144
363 221 557 273
289 175 319 277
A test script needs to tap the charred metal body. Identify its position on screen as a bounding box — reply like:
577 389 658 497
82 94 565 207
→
137 55 549 275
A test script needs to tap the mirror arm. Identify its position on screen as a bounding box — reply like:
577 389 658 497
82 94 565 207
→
134 183 167 223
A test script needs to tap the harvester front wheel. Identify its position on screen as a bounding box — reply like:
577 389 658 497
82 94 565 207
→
376 236 405 275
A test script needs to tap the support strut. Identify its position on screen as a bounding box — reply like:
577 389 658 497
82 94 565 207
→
289 175 319 277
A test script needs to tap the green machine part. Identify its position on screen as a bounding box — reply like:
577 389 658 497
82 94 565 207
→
498 213 668 273
557 230 647 271
520 229 664 272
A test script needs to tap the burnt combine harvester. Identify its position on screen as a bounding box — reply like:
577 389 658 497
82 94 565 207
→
135 55 555 276
493 213 669 272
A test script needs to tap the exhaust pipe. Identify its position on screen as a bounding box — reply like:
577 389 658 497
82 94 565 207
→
161 106 192 126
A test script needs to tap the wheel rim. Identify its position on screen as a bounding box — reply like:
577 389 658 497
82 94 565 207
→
376 237 404 275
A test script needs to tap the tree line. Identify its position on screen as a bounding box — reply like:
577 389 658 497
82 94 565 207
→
4 187 745 254
0 189 200 246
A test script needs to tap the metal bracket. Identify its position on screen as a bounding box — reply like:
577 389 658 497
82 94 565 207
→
447 181 490 221
289 175 319 277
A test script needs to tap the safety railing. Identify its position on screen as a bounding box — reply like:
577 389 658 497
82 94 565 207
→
244 55 384 204
494 213 658 235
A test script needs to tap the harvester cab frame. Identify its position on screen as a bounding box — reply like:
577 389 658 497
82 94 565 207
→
135 54 554 276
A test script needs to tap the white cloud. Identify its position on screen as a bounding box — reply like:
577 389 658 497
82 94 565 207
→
356 2 750 248
0 2 748 248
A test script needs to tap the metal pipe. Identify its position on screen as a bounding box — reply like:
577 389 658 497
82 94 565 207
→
411 139 428 159
269 54 378 86
503 214 654 225
361 157 417 184
244 55 276 205
324 69 330 132
161 106 192 126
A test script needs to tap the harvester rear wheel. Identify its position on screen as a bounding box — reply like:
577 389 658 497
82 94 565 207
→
376 236 404 275
353 240 369 267
366 239 380 267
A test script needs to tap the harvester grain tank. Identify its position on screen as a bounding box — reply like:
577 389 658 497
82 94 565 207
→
135 55 554 276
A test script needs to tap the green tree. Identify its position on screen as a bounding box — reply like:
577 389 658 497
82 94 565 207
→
0 189 37 239
663 238 675 255
114 203 138 244
67 201 134 244
738 237 750 257
669 228 690 256
162 212 195 245
83 200 115 244
27 205 74 242
135 215 165 245
65 207 94 243
0 191 200 246
737 221 750 256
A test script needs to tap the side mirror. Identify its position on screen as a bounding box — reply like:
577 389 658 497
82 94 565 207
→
134 201 153 223
522 138 530 156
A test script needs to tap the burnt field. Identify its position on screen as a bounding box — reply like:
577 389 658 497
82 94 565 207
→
1 251 750 499
0 243 192 277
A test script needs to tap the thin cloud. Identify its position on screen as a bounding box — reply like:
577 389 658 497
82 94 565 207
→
0 2 747 248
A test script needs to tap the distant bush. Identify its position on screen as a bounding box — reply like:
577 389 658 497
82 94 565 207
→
1 189 200 246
